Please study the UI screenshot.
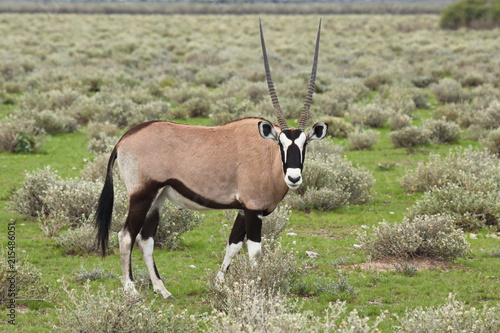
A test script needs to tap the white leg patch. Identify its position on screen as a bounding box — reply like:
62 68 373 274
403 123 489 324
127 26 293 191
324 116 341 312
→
118 229 138 296
217 241 243 284
138 236 173 299
247 240 262 266
221 242 243 272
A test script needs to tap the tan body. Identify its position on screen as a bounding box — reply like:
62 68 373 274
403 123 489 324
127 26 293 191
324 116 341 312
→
117 118 288 213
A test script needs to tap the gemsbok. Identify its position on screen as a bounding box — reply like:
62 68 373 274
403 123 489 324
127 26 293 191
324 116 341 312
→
95 19 327 298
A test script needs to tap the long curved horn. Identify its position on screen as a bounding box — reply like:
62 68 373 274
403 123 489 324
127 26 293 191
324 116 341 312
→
259 18 288 130
297 19 322 130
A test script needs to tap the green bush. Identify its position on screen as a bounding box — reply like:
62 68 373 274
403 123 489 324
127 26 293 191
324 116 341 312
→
440 0 500 29
357 214 470 260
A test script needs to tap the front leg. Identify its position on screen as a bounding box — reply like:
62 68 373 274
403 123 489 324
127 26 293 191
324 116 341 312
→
244 210 263 266
217 210 246 282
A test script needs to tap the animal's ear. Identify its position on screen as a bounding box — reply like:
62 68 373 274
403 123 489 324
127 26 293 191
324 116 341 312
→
258 121 279 143
307 122 328 142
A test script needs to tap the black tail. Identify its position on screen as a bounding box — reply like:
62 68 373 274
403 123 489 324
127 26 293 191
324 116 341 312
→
95 147 117 256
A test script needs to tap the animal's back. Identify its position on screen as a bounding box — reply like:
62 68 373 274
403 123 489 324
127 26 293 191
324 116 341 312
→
115 118 287 212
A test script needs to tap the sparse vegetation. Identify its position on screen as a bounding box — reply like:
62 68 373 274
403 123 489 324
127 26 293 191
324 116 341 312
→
1 13 499 332
358 214 470 260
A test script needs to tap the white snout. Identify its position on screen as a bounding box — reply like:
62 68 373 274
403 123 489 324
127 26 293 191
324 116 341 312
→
285 168 302 190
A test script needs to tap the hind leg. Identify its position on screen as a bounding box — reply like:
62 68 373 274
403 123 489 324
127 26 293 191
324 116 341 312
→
119 192 155 296
136 187 173 299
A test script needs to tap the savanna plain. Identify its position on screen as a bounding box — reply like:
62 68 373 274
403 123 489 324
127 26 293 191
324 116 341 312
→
0 13 499 332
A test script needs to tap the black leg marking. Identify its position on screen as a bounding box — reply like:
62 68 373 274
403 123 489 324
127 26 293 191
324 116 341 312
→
244 210 263 243
228 211 246 245
244 210 263 263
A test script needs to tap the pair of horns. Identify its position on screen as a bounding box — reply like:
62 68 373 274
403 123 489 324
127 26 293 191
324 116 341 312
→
259 18 322 131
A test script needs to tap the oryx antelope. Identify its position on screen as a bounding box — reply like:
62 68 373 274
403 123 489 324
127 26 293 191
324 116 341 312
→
95 20 327 298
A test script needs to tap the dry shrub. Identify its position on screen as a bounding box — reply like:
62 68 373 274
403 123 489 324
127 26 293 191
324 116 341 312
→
155 202 205 250
94 99 170 128
17 109 78 134
431 78 468 104
357 214 470 260
205 281 384 332
349 103 392 128
315 116 354 138
56 281 197 333
87 133 119 155
411 76 436 88
461 71 486 87
0 116 46 153
210 242 301 304
407 182 499 231
395 294 500 333
0 252 49 303
364 71 394 91
287 187 350 212
433 103 468 123
389 126 431 149
422 119 461 144
312 94 347 117
348 129 379 150
401 147 500 193
177 97 212 118
481 127 500 156
470 84 500 110
10 166 60 217
381 86 419 114
286 153 373 211
55 224 104 255
389 112 412 130
12 165 202 253
86 121 120 140
472 100 500 130
306 140 343 156
195 67 233 88
211 97 255 125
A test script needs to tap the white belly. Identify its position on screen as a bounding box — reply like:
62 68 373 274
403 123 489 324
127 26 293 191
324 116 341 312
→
164 185 211 211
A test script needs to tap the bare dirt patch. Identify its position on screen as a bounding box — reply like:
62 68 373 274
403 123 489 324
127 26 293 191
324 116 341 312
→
352 258 460 272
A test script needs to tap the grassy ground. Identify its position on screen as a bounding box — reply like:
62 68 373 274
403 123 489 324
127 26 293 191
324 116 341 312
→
1 118 498 331
0 13 498 331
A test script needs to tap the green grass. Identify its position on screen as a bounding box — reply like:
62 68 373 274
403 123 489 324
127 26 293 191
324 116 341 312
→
0 12 499 330
3 118 498 331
